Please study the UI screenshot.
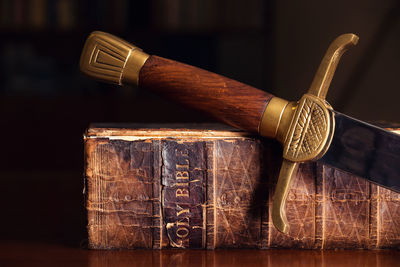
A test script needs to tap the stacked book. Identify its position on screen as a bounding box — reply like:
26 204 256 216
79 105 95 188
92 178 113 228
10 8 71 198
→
84 124 400 249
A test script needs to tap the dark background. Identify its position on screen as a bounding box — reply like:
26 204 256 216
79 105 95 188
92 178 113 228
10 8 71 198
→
0 0 398 246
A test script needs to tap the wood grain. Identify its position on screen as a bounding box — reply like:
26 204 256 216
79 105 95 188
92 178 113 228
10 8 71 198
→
139 56 273 133
2 242 400 267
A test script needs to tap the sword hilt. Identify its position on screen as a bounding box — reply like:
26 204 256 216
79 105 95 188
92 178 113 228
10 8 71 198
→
80 31 274 133
263 34 359 233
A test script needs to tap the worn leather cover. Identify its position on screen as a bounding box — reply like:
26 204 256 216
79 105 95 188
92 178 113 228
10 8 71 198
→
84 124 400 249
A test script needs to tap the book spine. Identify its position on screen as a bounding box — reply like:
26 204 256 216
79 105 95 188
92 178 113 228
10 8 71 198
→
318 165 371 249
161 140 206 248
152 140 163 249
371 183 400 248
212 138 267 248
86 139 162 249
85 132 400 249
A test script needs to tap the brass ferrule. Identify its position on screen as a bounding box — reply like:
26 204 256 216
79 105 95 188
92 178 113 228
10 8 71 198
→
259 97 297 144
122 49 150 85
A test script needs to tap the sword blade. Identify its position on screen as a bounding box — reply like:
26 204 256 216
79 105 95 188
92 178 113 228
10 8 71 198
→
320 111 400 192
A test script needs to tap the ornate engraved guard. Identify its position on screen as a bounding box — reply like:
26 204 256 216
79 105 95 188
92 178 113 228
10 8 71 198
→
260 34 359 233
283 94 334 162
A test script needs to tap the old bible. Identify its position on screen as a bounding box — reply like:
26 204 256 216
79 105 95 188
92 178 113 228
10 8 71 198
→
84 124 400 249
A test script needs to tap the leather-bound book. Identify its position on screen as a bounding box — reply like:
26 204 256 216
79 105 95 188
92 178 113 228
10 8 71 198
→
84 124 400 249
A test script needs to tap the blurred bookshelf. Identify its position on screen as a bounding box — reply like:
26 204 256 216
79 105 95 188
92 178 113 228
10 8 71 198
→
0 0 274 172
0 0 267 33
0 0 273 95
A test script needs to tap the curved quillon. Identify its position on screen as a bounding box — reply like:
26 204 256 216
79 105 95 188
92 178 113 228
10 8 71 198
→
265 34 359 234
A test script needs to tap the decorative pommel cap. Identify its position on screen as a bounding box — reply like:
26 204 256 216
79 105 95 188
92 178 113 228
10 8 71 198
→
260 34 359 234
80 31 150 86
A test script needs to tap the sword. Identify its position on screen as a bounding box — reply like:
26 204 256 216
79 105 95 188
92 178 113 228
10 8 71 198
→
79 31 400 234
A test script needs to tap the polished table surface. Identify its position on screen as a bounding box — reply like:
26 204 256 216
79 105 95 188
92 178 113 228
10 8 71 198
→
1 241 400 267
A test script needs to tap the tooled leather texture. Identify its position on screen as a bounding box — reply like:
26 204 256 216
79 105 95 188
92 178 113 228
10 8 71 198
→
85 131 400 249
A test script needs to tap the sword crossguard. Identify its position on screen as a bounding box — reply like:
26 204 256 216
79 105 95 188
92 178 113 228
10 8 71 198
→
260 33 359 234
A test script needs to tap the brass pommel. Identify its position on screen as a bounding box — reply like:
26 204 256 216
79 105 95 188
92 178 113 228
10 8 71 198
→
260 33 359 234
80 31 150 86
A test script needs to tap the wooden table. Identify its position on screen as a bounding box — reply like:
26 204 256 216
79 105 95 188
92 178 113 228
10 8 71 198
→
1 241 399 267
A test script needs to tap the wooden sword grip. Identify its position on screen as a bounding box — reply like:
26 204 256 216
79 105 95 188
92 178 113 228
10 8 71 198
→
79 31 274 133
139 55 273 133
